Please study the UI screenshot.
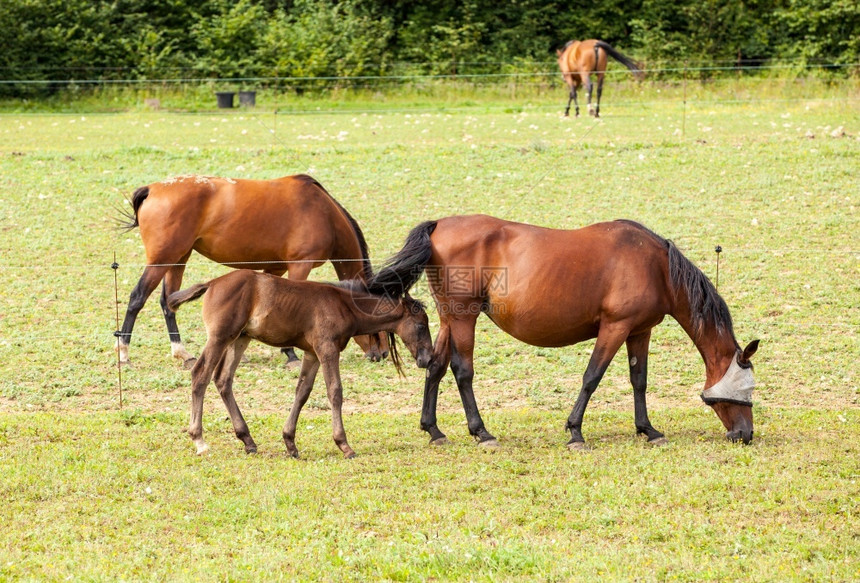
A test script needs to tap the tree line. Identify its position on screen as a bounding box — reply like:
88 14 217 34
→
1 0 857 96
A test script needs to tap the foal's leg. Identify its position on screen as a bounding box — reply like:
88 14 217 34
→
283 351 321 458
626 331 666 444
213 336 258 453
448 316 497 446
566 324 629 449
319 348 355 458
159 254 195 367
187 340 229 455
420 323 452 445
116 264 169 363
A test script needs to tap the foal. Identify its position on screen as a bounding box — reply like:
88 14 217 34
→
167 269 432 458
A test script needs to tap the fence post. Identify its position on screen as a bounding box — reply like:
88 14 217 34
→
682 62 688 142
112 253 124 409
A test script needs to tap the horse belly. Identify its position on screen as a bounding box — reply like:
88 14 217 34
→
486 296 599 348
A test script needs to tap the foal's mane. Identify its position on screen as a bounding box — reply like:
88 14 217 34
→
296 174 373 282
615 219 737 343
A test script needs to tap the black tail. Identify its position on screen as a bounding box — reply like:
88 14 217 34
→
367 221 437 297
167 283 209 312
117 185 150 232
595 41 644 79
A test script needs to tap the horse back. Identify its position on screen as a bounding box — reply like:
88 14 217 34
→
558 39 604 77
135 175 347 267
428 215 673 345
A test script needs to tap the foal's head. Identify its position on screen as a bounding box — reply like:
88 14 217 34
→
388 294 433 374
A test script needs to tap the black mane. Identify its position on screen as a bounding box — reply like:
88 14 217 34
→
615 219 736 343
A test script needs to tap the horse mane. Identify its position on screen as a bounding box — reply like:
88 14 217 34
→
367 220 437 297
116 185 150 232
295 174 373 282
614 219 736 343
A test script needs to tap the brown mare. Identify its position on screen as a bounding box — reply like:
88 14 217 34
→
167 266 433 458
374 215 760 449
556 39 643 117
118 174 387 367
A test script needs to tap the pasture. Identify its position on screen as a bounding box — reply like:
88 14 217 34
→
0 85 858 580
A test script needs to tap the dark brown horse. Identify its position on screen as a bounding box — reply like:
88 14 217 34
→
167 266 433 458
373 215 759 449
556 39 643 117
118 174 387 367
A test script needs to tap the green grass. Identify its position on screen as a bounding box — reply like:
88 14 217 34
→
0 82 858 580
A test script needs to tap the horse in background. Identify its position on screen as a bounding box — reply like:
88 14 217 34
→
556 39 643 117
374 215 759 450
117 174 387 367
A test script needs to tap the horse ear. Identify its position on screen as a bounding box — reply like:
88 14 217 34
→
740 340 760 364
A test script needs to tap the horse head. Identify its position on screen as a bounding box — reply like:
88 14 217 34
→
701 340 759 444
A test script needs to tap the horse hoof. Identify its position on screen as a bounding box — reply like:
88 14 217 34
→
478 438 500 449
195 442 210 456
429 436 449 446
285 359 301 371
287 451 299 459
567 441 589 451
245 445 258 454
344 451 357 459
182 357 197 370
648 436 669 446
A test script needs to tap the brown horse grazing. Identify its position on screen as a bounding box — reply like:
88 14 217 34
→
118 174 387 367
167 266 433 458
373 215 760 450
556 39 643 117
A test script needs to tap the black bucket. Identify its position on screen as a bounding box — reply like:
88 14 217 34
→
238 91 256 107
215 92 235 108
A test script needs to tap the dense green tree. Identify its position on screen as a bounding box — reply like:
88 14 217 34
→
0 0 856 96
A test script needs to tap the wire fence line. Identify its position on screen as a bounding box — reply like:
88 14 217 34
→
1 61 856 88
0 244 854 272
0 247 855 272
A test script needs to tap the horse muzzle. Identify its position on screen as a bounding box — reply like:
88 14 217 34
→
415 349 432 369
726 425 754 445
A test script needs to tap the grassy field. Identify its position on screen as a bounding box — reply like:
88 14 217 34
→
0 82 858 580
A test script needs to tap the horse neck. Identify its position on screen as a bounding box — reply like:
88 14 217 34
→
348 295 404 335
671 300 740 387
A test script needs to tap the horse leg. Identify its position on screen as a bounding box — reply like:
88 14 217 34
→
448 317 497 446
566 325 629 449
280 263 315 366
159 255 195 367
420 323 452 445
187 340 228 455
626 331 666 444
583 72 595 116
213 336 258 453
283 351 321 458
117 265 169 363
594 73 605 118
319 349 355 458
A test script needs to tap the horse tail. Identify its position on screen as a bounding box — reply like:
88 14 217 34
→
367 220 438 297
594 41 644 79
167 283 209 312
666 240 735 342
117 185 150 232
296 174 373 282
